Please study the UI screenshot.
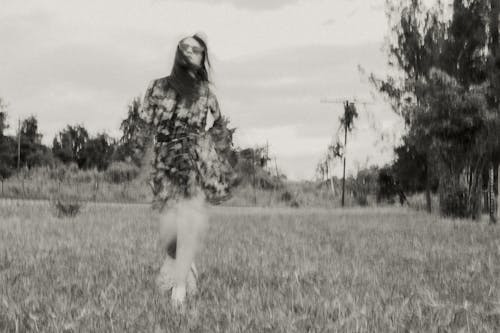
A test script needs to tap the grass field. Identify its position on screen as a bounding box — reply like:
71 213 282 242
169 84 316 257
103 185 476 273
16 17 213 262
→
1 202 500 332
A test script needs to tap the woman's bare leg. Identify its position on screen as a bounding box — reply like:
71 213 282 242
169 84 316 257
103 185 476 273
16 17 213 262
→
171 191 208 304
156 202 179 293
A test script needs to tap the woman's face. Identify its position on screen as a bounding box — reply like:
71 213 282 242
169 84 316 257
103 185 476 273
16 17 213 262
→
178 37 204 68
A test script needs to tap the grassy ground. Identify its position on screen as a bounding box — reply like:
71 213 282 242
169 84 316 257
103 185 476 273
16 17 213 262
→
1 203 500 332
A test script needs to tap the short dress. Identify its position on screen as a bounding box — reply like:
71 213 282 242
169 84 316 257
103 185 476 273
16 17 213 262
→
140 76 235 210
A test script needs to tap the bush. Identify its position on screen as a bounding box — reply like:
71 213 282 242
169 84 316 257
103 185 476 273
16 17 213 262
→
439 185 468 218
104 162 140 184
50 195 83 218
280 189 300 208
355 192 369 206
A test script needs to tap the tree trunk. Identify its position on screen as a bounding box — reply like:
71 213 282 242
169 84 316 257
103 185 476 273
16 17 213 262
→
424 156 432 213
490 0 499 222
470 163 484 220
489 164 497 223
496 164 499 221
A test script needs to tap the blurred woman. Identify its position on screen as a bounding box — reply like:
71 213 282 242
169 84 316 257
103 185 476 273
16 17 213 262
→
140 33 235 305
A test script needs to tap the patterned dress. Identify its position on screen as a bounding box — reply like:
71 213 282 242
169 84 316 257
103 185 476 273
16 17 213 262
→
140 76 235 210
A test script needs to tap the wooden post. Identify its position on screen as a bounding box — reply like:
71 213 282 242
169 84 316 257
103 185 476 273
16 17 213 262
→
252 149 257 205
17 118 21 174
341 101 348 208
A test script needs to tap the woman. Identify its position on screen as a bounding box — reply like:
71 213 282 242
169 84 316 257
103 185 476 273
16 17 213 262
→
140 33 235 305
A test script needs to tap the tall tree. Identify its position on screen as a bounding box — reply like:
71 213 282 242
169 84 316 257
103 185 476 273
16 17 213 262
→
411 68 493 218
19 115 52 168
0 98 7 137
440 0 489 88
52 124 89 167
80 132 115 171
21 115 42 144
0 99 15 180
371 0 446 212
114 96 150 166
487 0 500 223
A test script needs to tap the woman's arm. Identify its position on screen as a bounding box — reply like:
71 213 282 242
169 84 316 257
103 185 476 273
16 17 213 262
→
207 91 222 129
137 79 158 147
140 79 157 126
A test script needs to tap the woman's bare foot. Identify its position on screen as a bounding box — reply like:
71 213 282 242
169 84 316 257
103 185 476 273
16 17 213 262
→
171 284 187 306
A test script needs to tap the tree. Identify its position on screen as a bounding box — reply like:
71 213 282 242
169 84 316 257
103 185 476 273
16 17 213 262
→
0 100 15 182
339 101 358 207
0 98 7 137
412 68 494 218
18 115 53 169
487 0 500 223
371 0 446 212
316 140 343 194
21 116 42 145
80 132 115 171
114 96 150 166
52 124 89 167
392 136 438 194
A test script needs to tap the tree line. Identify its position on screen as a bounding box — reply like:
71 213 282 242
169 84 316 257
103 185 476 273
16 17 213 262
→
0 96 281 188
369 0 500 220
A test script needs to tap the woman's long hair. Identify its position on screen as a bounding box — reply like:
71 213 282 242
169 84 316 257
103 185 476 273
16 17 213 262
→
167 34 212 106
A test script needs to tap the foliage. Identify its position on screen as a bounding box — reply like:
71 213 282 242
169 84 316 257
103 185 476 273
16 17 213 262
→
0 135 16 180
376 165 412 205
392 137 438 193
115 96 150 166
438 181 470 218
0 98 8 137
80 133 115 171
52 124 90 166
339 101 358 132
104 161 140 184
372 0 446 124
373 0 500 217
50 195 83 218
231 146 278 190
18 115 55 169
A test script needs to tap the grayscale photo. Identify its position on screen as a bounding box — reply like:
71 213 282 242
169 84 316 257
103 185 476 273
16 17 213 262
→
1 0 500 331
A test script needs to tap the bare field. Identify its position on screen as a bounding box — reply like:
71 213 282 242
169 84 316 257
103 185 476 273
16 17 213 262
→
1 203 500 332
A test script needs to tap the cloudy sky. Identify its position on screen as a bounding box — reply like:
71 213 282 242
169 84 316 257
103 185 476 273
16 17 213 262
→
0 0 406 180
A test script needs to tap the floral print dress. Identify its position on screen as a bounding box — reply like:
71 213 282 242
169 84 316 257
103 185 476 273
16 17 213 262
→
140 76 235 210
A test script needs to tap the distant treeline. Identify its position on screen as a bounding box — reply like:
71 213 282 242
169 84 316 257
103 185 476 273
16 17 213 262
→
0 97 287 195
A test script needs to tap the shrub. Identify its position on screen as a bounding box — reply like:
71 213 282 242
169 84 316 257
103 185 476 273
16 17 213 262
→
355 192 369 206
104 161 140 184
280 189 300 208
50 195 83 218
439 185 468 218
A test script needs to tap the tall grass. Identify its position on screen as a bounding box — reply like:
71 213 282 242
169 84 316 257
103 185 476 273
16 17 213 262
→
0 165 151 203
0 166 381 208
1 204 499 331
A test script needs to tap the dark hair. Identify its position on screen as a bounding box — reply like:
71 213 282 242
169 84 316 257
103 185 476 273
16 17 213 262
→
167 34 212 105
189 34 211 81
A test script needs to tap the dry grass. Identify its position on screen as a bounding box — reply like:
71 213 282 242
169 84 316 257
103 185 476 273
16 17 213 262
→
1 203 500 332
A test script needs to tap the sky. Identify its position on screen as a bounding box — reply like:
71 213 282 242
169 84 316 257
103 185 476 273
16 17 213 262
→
0 0 407 180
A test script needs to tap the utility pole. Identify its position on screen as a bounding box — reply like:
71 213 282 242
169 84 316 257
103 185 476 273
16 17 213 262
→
265 140 270 173
252 148 257 205
320 97 373 207
17 118 21 173
274 157 279 179
341 101 348 207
